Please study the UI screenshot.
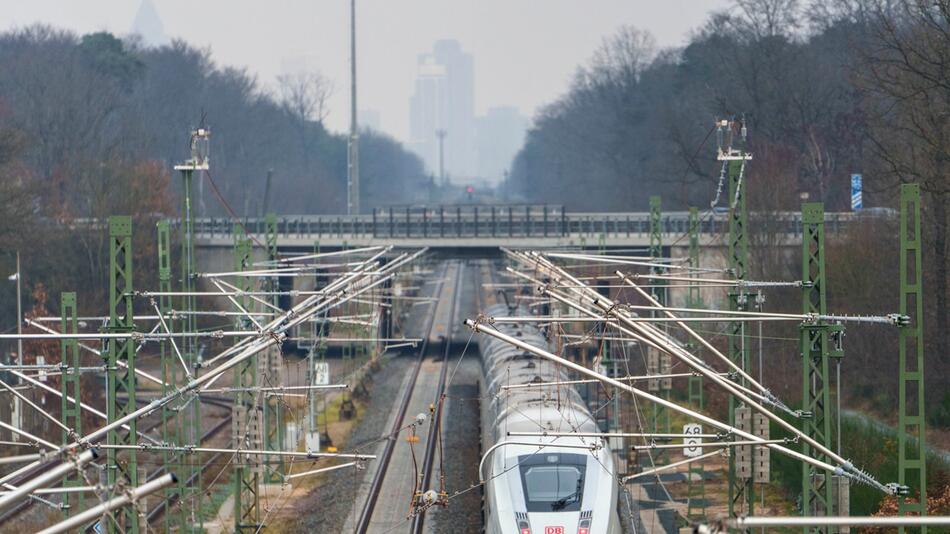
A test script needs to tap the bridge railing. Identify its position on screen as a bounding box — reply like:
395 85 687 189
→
192 206 860 242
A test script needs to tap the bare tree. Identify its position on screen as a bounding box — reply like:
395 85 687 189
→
735 0 804 39
857 0 950 362
586 26 656 88
0 127 35 249
276 70 333 173
806 0 900 31
276 70 333 126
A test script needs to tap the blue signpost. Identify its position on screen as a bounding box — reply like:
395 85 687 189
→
851 174 863 210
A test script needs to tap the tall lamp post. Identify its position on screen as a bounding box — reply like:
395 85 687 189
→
347 0 360 215
436 128 447 187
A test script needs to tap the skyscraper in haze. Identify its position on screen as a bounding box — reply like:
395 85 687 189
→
409 39 475 183
476 106 528 185
131 0 169 47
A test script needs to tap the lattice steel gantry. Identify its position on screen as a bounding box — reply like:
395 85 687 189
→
648 195 671 466
105 215 139 534
263 213 285 482
721 121 755 519
60 291 83 516
898 183 927 533
177 162 202 531
800 202 845 531
232 227 261 533
686 206 706 523
157 219 188 531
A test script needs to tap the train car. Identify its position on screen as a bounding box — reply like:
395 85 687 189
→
479 303 621 534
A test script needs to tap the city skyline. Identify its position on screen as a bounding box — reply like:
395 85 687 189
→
409 39 476 182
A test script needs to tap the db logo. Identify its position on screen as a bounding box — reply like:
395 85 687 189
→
544 527 564 534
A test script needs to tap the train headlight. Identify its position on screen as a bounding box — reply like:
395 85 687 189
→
577 511 591 534
518 519 531 534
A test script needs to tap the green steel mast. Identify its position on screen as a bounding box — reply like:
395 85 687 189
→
263 213 285 481
157 219 187 530
685 207 705 522
898 183 927 533
232 227 261 532
60 292 83 516
799 202 845 531
105 215 138 534
723 124 755 518
648 195 670 466
175 129 206 530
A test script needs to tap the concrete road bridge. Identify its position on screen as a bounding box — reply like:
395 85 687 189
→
194 203 861 253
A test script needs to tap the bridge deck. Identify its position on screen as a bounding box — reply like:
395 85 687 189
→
194 208 858 249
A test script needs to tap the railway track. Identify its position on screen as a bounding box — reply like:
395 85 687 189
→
409 262 464 534
354 260 464 534
353 261 449 533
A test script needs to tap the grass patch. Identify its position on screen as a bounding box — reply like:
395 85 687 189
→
769 412 950 516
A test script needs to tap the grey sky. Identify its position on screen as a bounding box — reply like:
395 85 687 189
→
6 1 731 141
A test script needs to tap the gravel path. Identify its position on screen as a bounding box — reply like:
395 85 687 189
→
286 354 414 532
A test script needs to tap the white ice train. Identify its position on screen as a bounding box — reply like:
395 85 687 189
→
479 303 621 534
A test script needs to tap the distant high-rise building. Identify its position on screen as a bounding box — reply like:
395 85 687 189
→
409 57 447 175
476 106 528 186
409 40 475 183
131 0 169 47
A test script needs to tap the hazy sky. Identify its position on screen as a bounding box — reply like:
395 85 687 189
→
5 1 730 141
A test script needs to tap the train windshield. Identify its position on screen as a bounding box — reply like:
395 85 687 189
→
518 453 586 512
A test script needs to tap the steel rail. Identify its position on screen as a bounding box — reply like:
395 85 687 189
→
354 262 444 534
410 261 463 533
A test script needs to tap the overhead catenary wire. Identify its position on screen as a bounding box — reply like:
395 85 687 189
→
93 444 377 460
22 318 166 387
624 449 722 482
0 247 427 516
515 253 793 413
464 319 848 479
499 372 721 390
502 259 780 409
500 249 898 494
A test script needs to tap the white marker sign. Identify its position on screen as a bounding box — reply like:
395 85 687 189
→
314 361 330 386
683 423 703 457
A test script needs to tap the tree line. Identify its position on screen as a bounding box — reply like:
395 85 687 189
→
507 0 948 412
0 26 428 328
